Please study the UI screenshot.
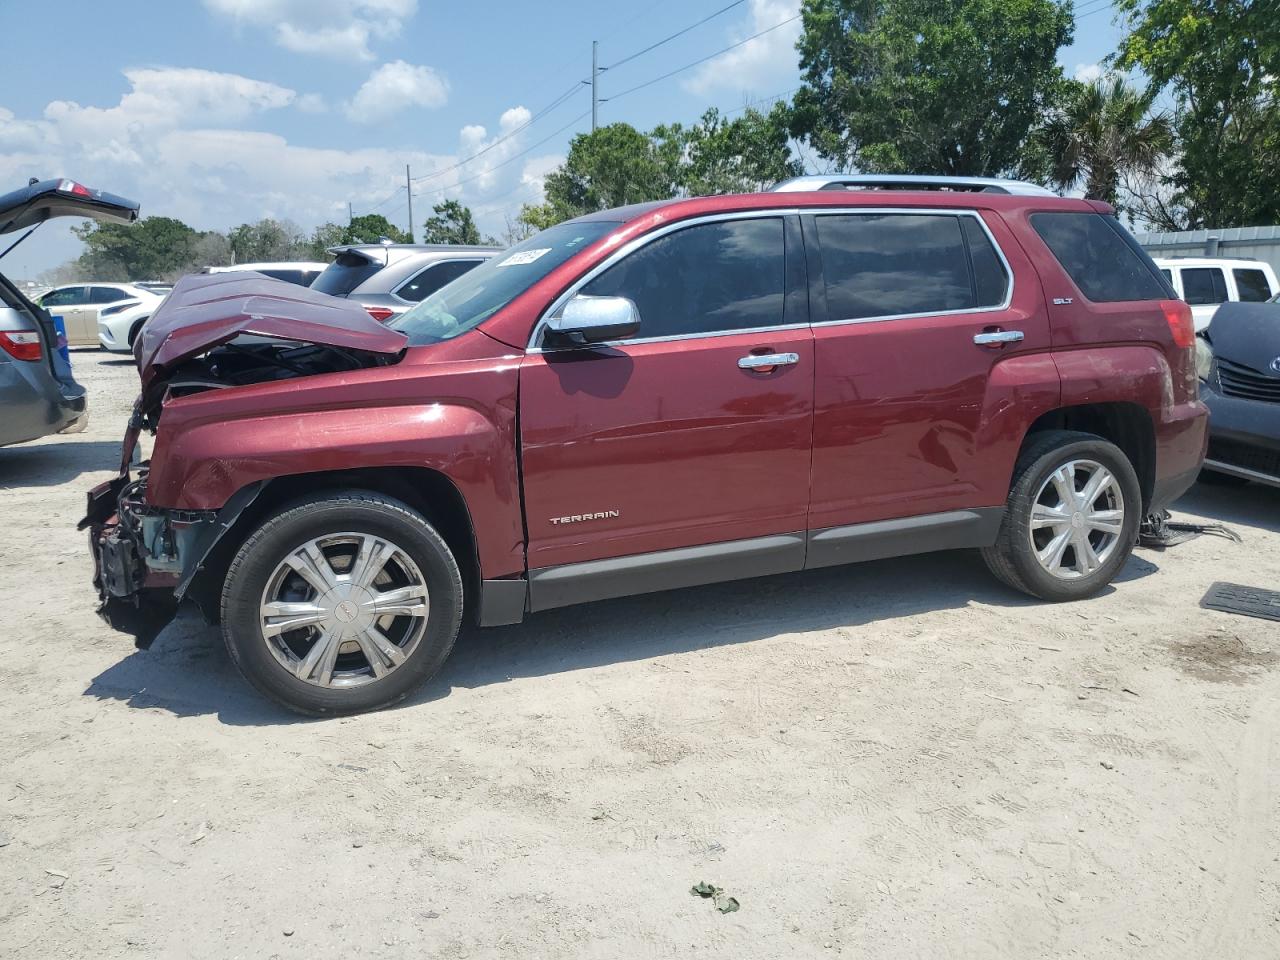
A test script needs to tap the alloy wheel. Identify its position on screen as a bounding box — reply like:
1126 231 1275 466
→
259 532 429 688
1027 459 1126 580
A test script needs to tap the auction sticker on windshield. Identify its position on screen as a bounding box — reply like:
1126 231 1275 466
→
497 248 551 267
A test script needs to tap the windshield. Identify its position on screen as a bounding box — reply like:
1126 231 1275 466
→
391 221 616 344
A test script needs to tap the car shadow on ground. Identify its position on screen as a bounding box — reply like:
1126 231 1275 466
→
0 440 124 488
83 548 1159 726
1175 480 1280 535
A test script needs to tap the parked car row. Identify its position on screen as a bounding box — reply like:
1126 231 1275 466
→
1154 256 1280 331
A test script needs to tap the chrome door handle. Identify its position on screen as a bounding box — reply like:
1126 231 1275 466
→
973 330 1024 346
738 352 799 369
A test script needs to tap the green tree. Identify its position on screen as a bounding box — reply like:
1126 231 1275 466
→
228 218 310 263
683 104 803 195
72 216 198 280
519 123 684 228
342 214 410 245
1115 0 1279 228
1031 75 1173 208
792 0 1073 175
421 200 482 245
305 222 347 259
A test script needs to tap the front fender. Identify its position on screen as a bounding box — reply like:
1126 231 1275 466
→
147 364 524 579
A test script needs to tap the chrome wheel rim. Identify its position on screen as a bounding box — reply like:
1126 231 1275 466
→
1028 459 1125 581
260 533 429 688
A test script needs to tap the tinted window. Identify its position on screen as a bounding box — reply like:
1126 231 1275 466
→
312 252 386 296
1160 268 1173 284
90 286 129 304
961 216 1010 307
397 259 484 302
394 220 615 345
1031 213 1168 302
258 268 320 286
1181 267 1228 305
580 218 785 338
1234 268 1272 302
42 287 84 306
818 213 981 320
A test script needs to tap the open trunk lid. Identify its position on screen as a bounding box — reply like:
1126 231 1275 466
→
0 178 139 234
135 272 408 391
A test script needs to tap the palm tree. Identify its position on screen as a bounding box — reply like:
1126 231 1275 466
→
1038 75 1174 207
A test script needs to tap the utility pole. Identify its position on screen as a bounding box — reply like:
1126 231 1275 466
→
405 165 414 243
591 40 598 131
348 201 354 224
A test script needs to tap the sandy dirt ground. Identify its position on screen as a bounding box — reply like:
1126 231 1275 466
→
1 350 1279 959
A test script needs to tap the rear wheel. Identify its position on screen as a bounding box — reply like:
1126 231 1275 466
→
220 491 463 716
982 431 1142 602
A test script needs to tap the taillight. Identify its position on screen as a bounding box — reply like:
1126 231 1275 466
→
0 329 43 361
58 179 93 197
365 306 395 323
1161 299 1194 349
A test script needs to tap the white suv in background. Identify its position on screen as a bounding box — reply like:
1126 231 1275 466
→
1154 257 1280 331
39 282 163 351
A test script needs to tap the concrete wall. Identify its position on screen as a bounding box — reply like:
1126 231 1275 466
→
1135 225 1280 275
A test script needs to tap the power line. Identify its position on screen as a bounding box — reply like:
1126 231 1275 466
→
604 0 748 71
410 81 586 185
413 107 594 202
1075 0 1114 18
602 14 802 103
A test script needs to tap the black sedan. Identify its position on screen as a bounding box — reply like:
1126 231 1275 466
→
1197 300 1280 488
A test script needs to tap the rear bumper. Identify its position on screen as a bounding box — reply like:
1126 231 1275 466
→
1150 398 1209 512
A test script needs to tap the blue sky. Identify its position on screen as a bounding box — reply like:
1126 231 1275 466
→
0 0 1123 278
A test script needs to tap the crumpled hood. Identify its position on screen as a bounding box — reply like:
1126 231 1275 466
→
1208 302 1280 370
136 272 407 391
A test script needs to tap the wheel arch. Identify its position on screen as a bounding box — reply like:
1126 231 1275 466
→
185 467 480 625
1021 402 1156 511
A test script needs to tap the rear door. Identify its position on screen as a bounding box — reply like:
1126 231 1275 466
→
806 208 1052 564
519 214 814 607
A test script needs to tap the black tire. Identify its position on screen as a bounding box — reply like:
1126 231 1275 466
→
982 430 1142 602
127 317 149 347
220 490 463 716
1198 468 1249 488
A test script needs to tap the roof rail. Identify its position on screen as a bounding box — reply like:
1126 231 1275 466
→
769 174 1059 197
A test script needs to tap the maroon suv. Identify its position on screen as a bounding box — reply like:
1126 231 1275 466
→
83 175 1207 715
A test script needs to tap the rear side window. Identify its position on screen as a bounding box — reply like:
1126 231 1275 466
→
581 217 785 338
1181 267 1228 305
1031 212 1168 302
311 252 384 296
397 259 484 302
817 213 1007 320
258 268 321 286
89 287 129 304
1234 268 1273 302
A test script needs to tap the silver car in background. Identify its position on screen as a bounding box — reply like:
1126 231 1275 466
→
311 244 500 321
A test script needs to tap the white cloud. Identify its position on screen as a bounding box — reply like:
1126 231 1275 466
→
684 0 802 97
346 61 449 122
1074 62 1105 83
0 73 551 268
204 0 417 60
296 93 329 114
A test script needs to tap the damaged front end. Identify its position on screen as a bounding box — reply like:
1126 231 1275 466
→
81 272 408 648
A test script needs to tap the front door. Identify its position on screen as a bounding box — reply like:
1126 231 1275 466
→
519 215 814 608
806 209 1053 565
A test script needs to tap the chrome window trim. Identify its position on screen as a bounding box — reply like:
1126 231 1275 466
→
528 209 800 352
392 257 488 305
808 208 1015 328
526 206 1015 350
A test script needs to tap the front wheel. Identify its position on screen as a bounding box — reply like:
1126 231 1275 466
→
220 491 463 716
982 431 1142 602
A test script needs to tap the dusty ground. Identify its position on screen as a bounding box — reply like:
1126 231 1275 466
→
2 350 1279 959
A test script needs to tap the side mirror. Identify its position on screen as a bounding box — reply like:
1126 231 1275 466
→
545 294 640 347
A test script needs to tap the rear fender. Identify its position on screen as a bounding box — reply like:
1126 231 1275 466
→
972 352 1062 502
